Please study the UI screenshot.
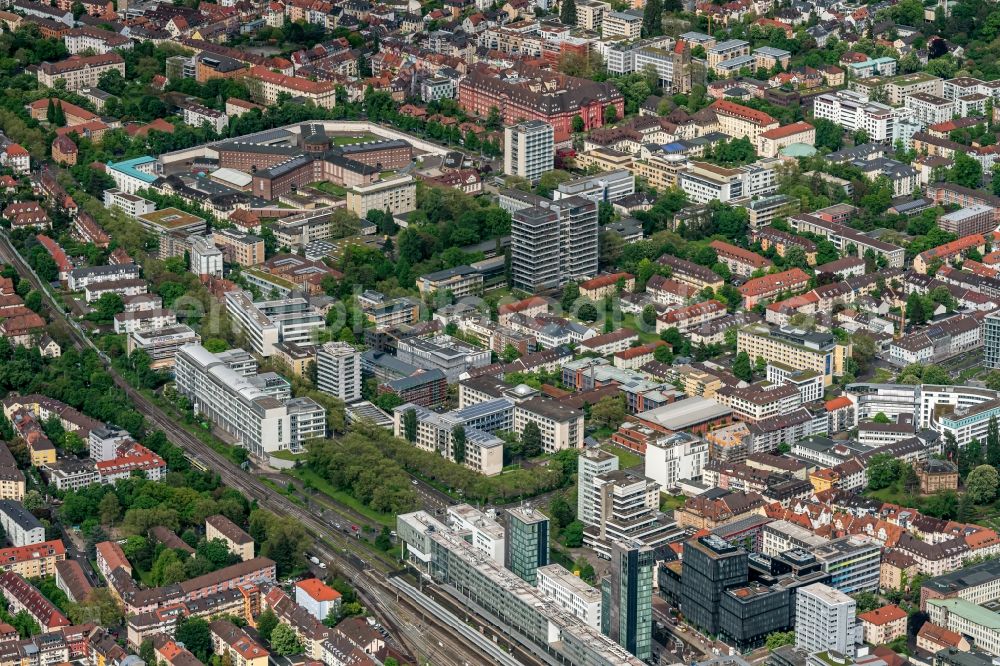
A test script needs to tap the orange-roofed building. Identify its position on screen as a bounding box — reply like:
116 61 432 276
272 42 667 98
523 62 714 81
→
738 268 810 307
0 540 65 578
1 143 29 175
709 240 772 277
914 232 999 274
244 66 336 108
579 272 635 300
757 121 816 158
294 578 341 621
858 605 908 645
809 468 839 493
498 296 548 324
36 235 72 280
917 622 970 653
95 541 131 579
709 99 780 141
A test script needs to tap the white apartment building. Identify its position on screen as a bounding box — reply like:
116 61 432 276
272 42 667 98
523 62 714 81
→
504 120 555 183
514 397 584 453
67 263 140 291
813 90 896 142
174 344 326 456
183 103 229 134
602 11 641 40
0 501 44 547
536 564 602 630
679 160 779 204
36 53 125 90
103 189 156 218
578 447 619 526
113 308 177 335
127 324 200 370
392 402 506 476
761 519 829 556
188 235 224 278
225 291 325 357
345 175 417 217
904 93 955 125
316 341 361 403
796 583 860 659
554 169 635 203
644 432 708 490
64 28 133 55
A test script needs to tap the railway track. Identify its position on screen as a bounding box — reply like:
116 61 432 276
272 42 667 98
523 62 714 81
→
0 232 502 666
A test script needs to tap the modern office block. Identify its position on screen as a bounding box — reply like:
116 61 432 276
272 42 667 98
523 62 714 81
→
316 342 361 403
985 311 1000 369
604 540 654 661
680 535 748 636
504 120 554 183
505 506 549 585
812 535 881 594
795 583 859 658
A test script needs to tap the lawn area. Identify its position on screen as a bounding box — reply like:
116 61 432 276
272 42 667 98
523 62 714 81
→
331 133 378 146
309 180 348 197
271 449 307 462
661 493 687 511
620 313 660 344
601 443 642 469
284 466 395 528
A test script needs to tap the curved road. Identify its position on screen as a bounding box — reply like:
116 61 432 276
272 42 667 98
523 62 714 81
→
0 233 502 666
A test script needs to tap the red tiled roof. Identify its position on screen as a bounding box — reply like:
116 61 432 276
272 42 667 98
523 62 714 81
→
858 605 907 626
739 268 810 298
709 99 778 127
758 121 815 141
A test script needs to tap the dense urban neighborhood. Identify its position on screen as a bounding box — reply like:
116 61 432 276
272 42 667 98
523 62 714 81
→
5 0 1000 664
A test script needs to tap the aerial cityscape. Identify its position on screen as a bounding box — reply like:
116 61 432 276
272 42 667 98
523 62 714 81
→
3 0 1000 664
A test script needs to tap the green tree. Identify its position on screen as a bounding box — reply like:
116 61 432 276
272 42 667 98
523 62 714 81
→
653 345 673 364
603 104 618 124
641 305 657 327
257 609 278 643
765 631 796 650
987 415 1000 467
550 494 575 528
591 396 627 431
403 408 417 443
732 351 753 382
501 344 521 363
867 453 901 490
562 520 584 547
93 292 125 321
175 618 212 662
642 0 662 36
906 292 926 326
521 422 543 458
452 425 466 465
813 118 843 151
578 303 599 322
561 0 577 25
966 465 1000 504
572 115 585 133
949 151 984 189
561 281 581 311
269 623 302 655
